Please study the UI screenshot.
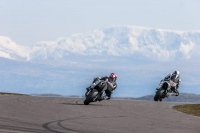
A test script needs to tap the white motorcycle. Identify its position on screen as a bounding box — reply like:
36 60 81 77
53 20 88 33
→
154 80 179 101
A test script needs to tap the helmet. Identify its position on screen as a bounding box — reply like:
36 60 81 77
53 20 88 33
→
109 73 117 82
172 70 179 76
171 70 180 80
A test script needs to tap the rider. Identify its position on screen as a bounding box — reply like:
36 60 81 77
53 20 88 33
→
157 70 181 96
86 73 117 100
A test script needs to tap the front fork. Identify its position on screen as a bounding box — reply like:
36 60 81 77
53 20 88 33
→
85 89 92 97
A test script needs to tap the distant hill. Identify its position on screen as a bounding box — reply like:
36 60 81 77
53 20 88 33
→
31 94 63 97
0 92 28 96
133 93 200 103
3 92 199 103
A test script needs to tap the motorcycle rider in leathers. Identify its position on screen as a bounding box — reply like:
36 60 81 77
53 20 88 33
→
157 70 181 96
86 73 117 100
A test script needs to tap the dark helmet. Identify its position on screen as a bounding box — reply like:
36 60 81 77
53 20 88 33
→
109 73 117 82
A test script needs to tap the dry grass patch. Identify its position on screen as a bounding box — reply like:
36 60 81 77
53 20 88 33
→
174 104 200 117
0 92 28 96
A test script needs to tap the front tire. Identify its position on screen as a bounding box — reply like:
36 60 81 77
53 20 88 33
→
154 90 164 101
84 90 98 105
154 93 159 101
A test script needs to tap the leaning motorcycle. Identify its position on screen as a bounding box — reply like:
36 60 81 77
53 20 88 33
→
84 80 107 105
154 80 179 101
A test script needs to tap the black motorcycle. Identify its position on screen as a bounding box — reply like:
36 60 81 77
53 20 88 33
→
154 80 179 102
84 80 107 105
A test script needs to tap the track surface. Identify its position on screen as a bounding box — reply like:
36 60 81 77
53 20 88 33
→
0 96 200 133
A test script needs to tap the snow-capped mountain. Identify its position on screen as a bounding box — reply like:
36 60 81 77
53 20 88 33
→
0 36 31 61
30 26 200 62
0 25 200 97
1 25 200 63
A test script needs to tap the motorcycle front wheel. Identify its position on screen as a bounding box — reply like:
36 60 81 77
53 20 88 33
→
84 89 98 105
154 89 164 102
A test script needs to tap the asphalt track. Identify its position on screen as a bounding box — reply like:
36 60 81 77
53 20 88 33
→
0 96 200 133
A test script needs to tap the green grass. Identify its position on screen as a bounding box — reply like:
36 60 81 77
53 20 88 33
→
174 104 200 117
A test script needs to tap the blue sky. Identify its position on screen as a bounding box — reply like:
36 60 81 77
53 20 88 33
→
0 0 200 96
1 0 200 45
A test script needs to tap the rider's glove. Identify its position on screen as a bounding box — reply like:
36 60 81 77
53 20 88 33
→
105 78 109 82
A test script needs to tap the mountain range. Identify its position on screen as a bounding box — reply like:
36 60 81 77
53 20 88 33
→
1 26 200 62
0 25 200 97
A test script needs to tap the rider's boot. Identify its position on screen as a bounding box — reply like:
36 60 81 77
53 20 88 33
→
174 89 179 96
166 93 169 98
98 95 109 102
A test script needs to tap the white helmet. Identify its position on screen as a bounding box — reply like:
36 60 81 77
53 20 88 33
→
172 70 180 79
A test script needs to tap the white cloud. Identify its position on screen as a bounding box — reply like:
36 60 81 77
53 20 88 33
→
0 51 13 59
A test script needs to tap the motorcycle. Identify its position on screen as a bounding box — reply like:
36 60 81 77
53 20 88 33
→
154 80 179 101
84 80 107 105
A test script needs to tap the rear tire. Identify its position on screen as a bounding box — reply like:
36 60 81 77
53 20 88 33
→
84 90 98 105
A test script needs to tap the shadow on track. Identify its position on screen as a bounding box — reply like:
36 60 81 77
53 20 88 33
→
61 101 103 106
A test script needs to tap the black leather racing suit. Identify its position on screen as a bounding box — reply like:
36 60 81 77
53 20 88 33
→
99 76 117 99
87 76 117 100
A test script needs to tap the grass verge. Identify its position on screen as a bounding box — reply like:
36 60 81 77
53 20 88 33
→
174 104 200 117
0 92 28 96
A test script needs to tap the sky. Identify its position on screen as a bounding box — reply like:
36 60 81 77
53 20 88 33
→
0 0 200 96
0 0 200 46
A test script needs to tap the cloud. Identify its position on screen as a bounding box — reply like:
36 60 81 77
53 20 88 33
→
0 51 13 59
